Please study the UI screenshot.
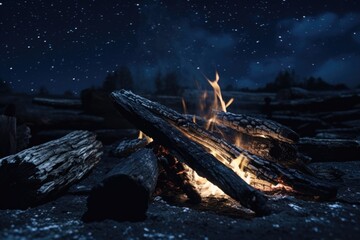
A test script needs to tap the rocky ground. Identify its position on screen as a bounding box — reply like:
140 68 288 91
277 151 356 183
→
1 148 360 240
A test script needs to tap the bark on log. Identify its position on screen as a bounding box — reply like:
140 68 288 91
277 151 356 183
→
111 90 269 215
32 97 82 109
215 111 299 143
111 90 336 200
298 137 360 162
0 130 102 209
83 148 158 222
112 138 149 157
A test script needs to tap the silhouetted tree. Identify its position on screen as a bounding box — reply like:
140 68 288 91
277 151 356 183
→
0 79 12 94
102 66 133 92
155 71 182 96
37 86 50 96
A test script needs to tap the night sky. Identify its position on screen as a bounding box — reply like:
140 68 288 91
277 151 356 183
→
1 0 359 95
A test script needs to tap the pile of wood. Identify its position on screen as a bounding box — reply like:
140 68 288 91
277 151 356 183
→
82 90 339 220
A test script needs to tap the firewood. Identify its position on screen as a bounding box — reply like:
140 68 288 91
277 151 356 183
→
186 115 302 168
215 111 299 143
0 131 102 209
111 90 336 200
83 148 158 222
112 138 149 157
298 137 360 162
111 90 269 215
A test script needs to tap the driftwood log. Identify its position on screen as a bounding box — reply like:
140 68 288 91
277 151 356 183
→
298 138 360 162
83 148 158 222
111 90 269 215
111 90 337 201
0 130 102 209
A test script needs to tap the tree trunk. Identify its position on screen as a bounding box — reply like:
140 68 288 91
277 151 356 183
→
83 148 158 222
111 90 269 215
0 130 102 209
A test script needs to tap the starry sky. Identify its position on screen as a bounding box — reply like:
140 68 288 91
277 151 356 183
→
1 0 359 95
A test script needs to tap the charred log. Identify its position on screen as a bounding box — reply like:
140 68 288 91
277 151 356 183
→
83 148 158 222
111 90 336 201
187 115 302 168
215 111 299 143
0 131 102 209
111 90 269 215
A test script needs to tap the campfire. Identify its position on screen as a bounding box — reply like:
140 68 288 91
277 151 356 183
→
83 73 337 221
0 73 338 222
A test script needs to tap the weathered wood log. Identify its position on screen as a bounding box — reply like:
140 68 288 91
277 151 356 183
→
83 148 158 222
298 138 360 162
32 97 82 109
112 138 149 157
215 111 299 143
0 130 102 209
111 90 269 215
111 90 336 200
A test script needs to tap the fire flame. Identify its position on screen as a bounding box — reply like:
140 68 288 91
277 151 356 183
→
182 71 252 198
138 130 153 143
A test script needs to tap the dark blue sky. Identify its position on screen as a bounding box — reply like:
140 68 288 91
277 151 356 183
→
1 0 359 94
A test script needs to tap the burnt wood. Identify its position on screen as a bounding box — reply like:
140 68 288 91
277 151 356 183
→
155 145 202 203
215 111 299 143
187 115 302 168
112 138 149 157
111 90 337 200
32 97 82 109
0 130 102 209
111 90 269 215
83 148 159 222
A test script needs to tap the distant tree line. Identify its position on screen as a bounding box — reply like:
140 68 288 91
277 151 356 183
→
256 70 348 92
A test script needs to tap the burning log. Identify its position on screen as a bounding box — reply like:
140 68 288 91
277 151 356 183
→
111 90 269 215
298 137 360 162
187 115 302 168
0 131 102 209
215 111 299 143
83 148 158 222
111 90 337 200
